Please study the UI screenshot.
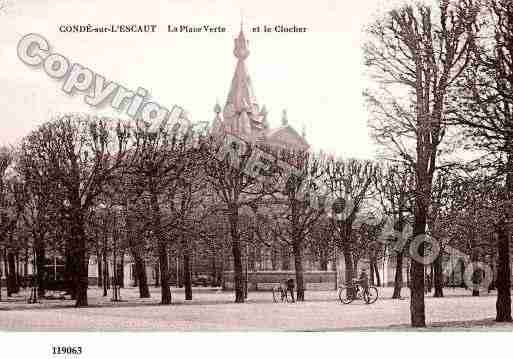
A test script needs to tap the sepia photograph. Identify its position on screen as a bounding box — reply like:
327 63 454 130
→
0 0 512 357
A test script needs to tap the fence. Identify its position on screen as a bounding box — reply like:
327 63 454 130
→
222 271 337 291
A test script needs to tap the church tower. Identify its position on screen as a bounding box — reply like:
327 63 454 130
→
212 25 309 151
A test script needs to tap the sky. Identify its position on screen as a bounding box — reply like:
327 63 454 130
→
0 0 408 159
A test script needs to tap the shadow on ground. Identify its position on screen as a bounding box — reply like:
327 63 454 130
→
303 317 513 332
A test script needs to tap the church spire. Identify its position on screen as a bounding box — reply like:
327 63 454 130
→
223 23 260 138
233 22 249 60
226 24 255 111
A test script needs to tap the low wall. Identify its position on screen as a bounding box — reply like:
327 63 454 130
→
222 271 337 291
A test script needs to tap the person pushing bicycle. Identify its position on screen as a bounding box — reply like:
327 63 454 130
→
357 268 369 296
286 278 295 303
339 268 379 304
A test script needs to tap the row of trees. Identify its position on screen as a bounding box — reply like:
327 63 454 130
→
0 110 508 318
0 113 381 306
365 0 512 325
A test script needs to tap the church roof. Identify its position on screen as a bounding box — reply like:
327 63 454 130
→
264 125 309 151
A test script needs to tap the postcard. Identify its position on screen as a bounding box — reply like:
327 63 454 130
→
1 0 512 358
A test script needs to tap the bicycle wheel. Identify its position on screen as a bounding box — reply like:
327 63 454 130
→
285 290 295 303
272 287 280 303
338 287 355 304
363 286 379 304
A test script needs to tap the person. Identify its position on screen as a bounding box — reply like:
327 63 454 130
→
286 278 295 302
425 273 433 294
28 275 37 304
358 269 369 296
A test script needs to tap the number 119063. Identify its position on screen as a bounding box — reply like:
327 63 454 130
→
52 346 82 355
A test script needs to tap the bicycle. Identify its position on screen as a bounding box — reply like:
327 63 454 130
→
338 280 379 304
272 283 294 303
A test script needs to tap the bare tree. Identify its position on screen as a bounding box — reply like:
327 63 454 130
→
0 147 24 298
21 114 130 307
18 140 64 298
257 150 326 301
122 183 152 298
204 135 276 303
0 147 13 300
453 0 512 322
365 0 479 326
375 163 414 298
307 217 335 271
167 171 208 300
128 116 201 304
0 148 29 298
324 158 378 296
428 170 456 297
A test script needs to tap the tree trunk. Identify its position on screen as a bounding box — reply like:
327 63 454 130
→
496 219 511 321
373 260 381 287
459 260 466 288
370 259 375 285
293 240 305 301
488 260 496 292
471 248 481 297
154 262 160 287
177 256 183 288
124 198 149 297
248 245 255 272
405 260 410 288
271 246 278 271
471 265 481 296
228 205 245 303
73 243 88 306
342 244 355 297
6 250 19 296
211 252 218 285
281 245 290 270
23 248 28 285
320 259 328 271
218 253 224 287
97 250 103 288
102 249 110 297
17 253 22 288
494 161 512 321
15 253 19 288
71 206 88 307
3 249 8 292
118 252 124 289
149 187 171 305
319 249 328 271
392 252 404 299
157 241 171 304
433 254 444 297
35 240 46 298
134 254 150 298
184 250 192 300
410 216 426 327
65 238 77 300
